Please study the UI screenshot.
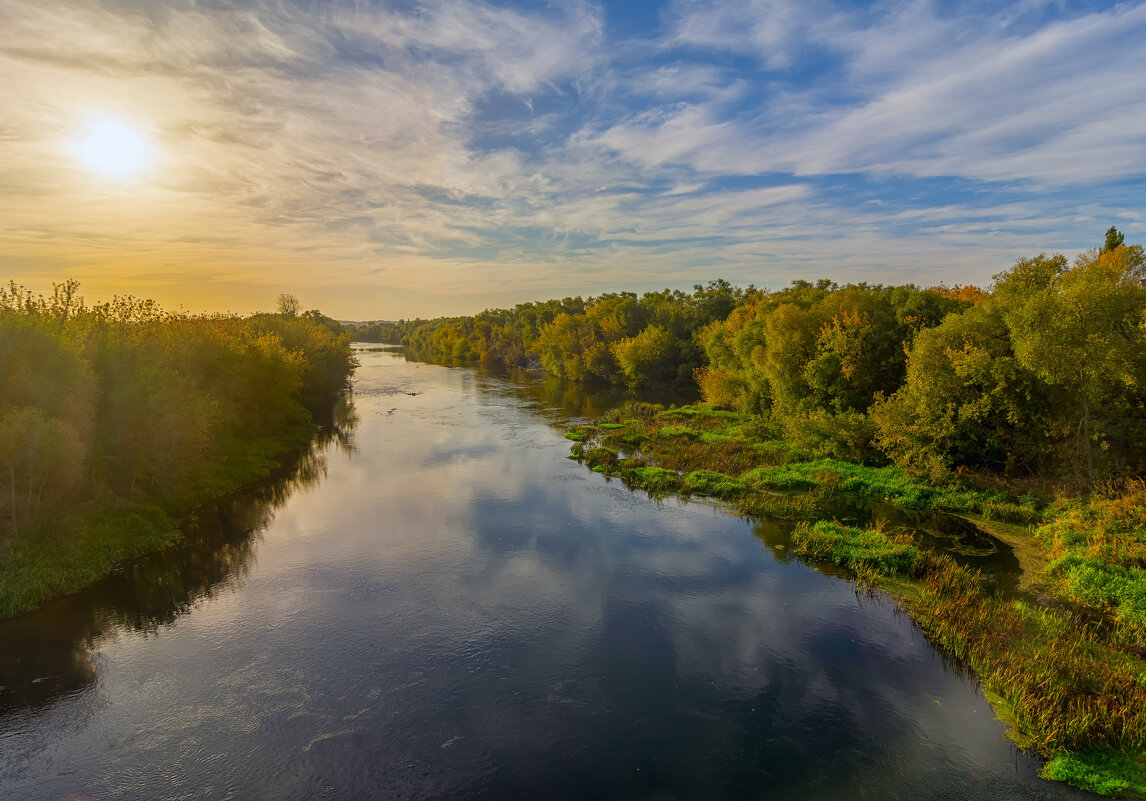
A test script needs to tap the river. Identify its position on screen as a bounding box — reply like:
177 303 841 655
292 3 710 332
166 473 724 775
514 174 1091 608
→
0 345 1097 800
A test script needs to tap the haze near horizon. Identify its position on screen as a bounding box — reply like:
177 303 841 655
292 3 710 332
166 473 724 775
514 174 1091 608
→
2 0 1144 319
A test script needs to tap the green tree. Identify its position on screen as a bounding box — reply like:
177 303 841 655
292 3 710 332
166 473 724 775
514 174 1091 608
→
998 249 1146 478
1103 226 1125 253
873 301 1047 477
611 325 678 387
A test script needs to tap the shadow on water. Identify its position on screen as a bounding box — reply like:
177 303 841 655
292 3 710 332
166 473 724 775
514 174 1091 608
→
400 347 700 424
0 394 358 715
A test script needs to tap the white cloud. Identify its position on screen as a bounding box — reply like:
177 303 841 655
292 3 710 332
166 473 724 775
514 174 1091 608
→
656 0 1146 184
0 0 1142 317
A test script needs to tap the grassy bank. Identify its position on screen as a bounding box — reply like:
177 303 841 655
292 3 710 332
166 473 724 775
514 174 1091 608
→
794 521 1146 797
0 423 316 618
568 403 1146 796
567 403 1043 522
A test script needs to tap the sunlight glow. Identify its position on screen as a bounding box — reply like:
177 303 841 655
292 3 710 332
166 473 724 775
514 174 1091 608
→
75 119 151 177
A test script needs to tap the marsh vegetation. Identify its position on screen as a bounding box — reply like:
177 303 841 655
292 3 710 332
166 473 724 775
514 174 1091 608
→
567 400 1146 796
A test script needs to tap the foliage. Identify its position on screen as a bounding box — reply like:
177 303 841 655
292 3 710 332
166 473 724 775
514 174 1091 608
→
876 244 1146 479
872 300 1049 477
0 407 85 533
1105 227 1127 253
998 249 1146 478
360 281 748 388
0 280 355 613
612 324 682 387
695 280 971 456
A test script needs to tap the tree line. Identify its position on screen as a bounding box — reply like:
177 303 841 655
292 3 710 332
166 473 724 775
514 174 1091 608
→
357 231 1145 480
345 280 751 389
0 281 355 538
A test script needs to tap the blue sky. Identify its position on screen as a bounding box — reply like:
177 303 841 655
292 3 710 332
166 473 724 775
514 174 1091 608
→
1 0 1143 317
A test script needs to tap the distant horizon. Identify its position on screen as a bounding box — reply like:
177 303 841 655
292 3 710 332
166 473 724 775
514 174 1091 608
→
3 0 1143 320
2 249 1117 322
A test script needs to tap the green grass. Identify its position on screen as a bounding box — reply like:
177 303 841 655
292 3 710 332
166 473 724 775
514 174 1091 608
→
658 405 752 422
1049 556 1146 630
1034 480 1146 634
657 425 700 439
681 469 747 499
627 466 682 494
574 404 1043 523
740 464 820 492
0 504 179 617
0 425 321 618
738 459 1041 522
792 521 922 575
1041 750 1146 796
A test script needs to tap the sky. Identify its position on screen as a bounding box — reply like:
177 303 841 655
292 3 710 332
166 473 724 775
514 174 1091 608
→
1 0 1144 320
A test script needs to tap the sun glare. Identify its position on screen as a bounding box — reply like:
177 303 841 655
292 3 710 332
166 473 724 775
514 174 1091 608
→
75 119 151 177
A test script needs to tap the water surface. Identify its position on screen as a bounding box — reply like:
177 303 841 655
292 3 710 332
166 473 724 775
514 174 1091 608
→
0 347 1097 800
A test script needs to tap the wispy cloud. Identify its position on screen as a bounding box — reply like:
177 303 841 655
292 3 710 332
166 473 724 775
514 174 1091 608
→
0 0 1143 317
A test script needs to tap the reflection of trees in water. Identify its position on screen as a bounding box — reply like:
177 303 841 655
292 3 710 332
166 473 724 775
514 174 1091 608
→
403 349 697 424
0 394 357 714
498 369 632 422
324 392 359 456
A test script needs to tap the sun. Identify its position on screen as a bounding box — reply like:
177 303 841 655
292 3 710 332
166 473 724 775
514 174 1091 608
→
75 119 151 177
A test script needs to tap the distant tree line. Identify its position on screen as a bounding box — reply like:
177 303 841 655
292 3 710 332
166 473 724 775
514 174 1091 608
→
345 280 751 389
341 319 409 344
0 281 355 537
361 233 1146 480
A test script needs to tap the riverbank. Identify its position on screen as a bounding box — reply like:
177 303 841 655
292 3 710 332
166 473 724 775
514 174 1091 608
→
0 285 357 618
0 418 325 618
568 403 1146 797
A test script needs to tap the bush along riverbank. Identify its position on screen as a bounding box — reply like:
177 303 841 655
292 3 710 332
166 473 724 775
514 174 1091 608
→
568 403 1146 797
0 282 356 617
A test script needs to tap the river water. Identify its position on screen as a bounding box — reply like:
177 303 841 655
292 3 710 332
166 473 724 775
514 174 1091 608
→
0 346 1097 800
